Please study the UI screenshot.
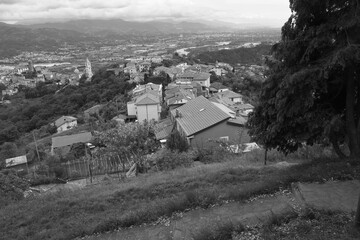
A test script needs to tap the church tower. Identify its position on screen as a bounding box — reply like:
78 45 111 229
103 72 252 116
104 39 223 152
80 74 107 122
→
84 58 93 81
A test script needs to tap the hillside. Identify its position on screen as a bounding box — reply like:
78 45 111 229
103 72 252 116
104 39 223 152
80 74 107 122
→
0 67 134 146
0 23 96 58
25 19 215 36
195 44 272 65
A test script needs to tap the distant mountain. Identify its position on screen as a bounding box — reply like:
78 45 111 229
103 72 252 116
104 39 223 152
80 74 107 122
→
25 19 216 36
0 23 95 58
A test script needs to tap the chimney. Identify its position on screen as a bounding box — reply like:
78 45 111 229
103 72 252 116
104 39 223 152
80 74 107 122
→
175 109 181 118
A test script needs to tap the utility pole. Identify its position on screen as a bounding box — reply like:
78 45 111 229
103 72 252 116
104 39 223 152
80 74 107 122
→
32 131 41 162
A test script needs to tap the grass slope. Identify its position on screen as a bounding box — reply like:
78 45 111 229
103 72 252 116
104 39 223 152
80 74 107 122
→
1 156 359 240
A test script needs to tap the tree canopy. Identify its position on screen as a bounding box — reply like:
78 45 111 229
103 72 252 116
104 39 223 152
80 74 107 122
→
248 0 360 158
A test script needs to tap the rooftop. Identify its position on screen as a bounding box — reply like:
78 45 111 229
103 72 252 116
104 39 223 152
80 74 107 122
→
52 132 92 149
170 96 231 137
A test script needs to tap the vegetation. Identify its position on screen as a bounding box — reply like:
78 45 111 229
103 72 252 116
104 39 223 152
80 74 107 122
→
0 67 135 146
248 0 360 158
195 44 271 65
1 152 359 240
262 209 360 240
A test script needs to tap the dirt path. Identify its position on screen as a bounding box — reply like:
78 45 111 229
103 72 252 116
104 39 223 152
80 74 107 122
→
83 193 296 240
81 180 360 240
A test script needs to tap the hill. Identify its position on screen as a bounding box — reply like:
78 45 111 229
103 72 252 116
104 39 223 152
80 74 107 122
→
25 19 216 36
0 23 96 58
0 67 135 146
195 44 272 65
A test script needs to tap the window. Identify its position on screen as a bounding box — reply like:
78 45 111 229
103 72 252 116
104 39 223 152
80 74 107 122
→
219 136 229 142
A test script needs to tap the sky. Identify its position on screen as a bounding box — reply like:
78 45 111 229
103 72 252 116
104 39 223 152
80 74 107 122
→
0 0 291 27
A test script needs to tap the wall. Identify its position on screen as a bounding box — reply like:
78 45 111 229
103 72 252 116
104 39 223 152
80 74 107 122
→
137 104 160 122
189 120 251 148
127 102 136 116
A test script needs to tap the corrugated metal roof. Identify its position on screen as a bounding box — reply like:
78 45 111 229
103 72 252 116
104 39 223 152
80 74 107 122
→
135 93 160 105
52 132 92 148
6 155 27 168
170 96 230 137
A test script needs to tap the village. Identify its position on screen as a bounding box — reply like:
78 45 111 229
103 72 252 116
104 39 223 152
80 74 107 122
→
3 53 259 180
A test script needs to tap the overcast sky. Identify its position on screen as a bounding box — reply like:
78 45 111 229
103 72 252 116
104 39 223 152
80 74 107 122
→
0 0 291 27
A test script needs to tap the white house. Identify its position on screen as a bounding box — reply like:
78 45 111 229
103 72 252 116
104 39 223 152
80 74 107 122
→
135 93 161 122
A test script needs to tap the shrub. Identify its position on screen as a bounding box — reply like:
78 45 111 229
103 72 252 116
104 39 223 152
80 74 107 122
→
0 169 29 206
166 129 189 152
151 149 195 171
194 144 234 163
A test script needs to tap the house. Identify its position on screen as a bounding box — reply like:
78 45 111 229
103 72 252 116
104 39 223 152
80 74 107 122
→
165 87 196 110
138 62 151 72
127 83 163 122
216 90 243 103
236 103 255 116
170 96 250 147
177 72 211 89
135 92 161 122
5 155 28 173
210 82 229 94
155 118 174 146
51 132 92 156
55 116 78 133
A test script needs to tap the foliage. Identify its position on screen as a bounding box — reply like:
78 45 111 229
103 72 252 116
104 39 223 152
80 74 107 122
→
166 129 189 152
150 148 195 171
95 121 160 169
248 0 360 157
1 157 359 239
0 66 136 146
196 44 271 65
0 169 29 207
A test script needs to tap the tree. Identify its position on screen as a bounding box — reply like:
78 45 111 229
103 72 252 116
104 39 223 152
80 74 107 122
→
247 0 360 229
95 121 160 172
166 129 189 152
248 0 360 158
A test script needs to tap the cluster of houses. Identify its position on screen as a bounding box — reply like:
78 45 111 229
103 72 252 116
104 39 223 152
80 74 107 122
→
3 59 256 173
0 59 93 98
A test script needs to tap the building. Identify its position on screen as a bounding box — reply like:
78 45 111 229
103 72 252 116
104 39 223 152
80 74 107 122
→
55 116 78 133
51 132 92 155
84 58 93 81
176 72 211 89
5 155 28 173
138 62 151 72
216 90 243 103
170 96 250 147
135 93 161 122
127 83 163 122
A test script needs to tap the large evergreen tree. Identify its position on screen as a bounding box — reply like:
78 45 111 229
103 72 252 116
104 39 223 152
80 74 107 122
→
248 0 360 158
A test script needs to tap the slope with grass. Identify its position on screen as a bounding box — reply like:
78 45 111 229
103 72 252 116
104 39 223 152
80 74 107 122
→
1 154 359 240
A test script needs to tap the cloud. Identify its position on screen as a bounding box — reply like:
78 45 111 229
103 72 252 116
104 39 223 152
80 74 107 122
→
0 0 291 27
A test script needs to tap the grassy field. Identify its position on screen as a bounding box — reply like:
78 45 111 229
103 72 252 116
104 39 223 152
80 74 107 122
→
1 150 360 240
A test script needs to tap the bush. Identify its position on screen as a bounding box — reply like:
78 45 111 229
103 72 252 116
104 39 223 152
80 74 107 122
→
151 149 195 171
166 129 189 152
194 144 234 163
0 169 29 206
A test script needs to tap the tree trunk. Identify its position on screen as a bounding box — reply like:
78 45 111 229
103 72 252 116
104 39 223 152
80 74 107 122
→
355 191 360 228
346 70 360 158
330 137 347 158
